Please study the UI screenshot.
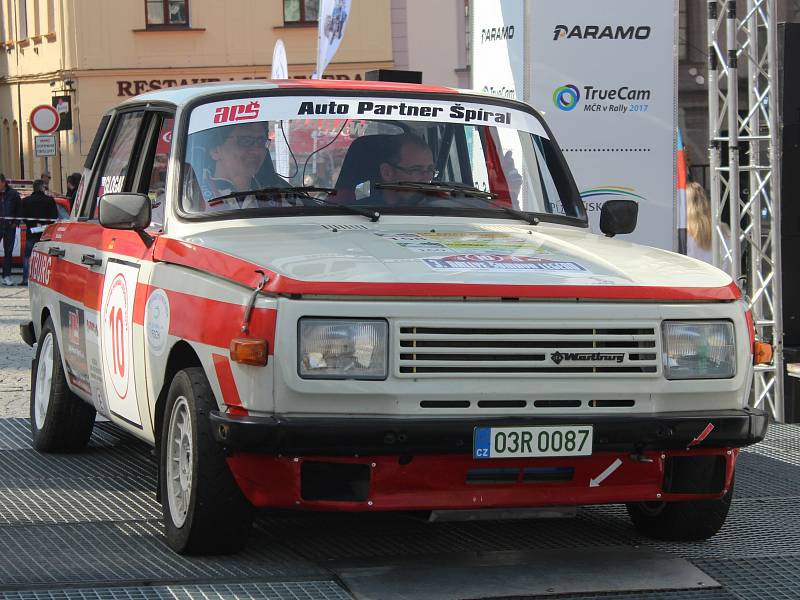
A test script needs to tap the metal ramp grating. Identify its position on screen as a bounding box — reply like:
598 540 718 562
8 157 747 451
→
473 591 742 600
256 510 635 561
742 443 800 466
0 521 324 588
732 452 800 499
693 556 800 600
0 581 353 600
0 447 156 486
578 496 800 560
0 418 798 599
0 418 150 452
0 476 162 525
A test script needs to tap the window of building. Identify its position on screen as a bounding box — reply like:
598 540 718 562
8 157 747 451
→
284 0 318 25
4 0 13 42
17 0 27 39
145 0 188 28
47 0 55 34
32 0 40 37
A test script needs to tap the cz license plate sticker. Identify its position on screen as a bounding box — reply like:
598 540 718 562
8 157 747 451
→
473 425 593 459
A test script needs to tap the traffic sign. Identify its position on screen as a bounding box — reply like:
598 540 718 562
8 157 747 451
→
34 135 57 157
30 104 60 134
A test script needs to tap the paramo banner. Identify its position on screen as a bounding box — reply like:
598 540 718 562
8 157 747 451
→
471 0 523 101
472 0 677 251
529 0 676 250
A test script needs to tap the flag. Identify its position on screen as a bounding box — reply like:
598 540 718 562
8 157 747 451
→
271 39 288 79
271 39 291 177
313 0 351 79
676 128 687 254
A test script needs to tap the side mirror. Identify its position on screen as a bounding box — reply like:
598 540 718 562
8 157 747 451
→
99 193 151 230
99 193 154 245
599 199 638 237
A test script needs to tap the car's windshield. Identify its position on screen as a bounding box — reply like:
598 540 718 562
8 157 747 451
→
180 94 585 222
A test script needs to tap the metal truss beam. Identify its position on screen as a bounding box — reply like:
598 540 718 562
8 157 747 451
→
707 0 784 420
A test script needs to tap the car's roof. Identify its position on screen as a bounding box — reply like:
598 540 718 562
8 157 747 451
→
121 79 478 107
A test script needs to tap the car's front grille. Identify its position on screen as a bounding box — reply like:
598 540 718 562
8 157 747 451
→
396 323 659 377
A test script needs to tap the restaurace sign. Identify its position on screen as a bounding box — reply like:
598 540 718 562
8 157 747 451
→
116 73 365 96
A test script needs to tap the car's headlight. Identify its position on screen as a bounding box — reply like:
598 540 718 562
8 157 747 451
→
299 318 388 380
662 320 736 380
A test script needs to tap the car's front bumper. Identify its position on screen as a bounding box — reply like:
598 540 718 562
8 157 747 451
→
210 407 768 455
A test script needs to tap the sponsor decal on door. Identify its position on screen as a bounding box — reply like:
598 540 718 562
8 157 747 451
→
100 260 142 426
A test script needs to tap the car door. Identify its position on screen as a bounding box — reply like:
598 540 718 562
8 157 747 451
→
121 111 175 435
74 108 159 432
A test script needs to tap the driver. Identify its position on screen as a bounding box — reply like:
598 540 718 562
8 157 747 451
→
376 133 436 206
201 122 283 210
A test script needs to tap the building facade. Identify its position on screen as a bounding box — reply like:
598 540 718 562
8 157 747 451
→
0 0 393 192
390 0 469 88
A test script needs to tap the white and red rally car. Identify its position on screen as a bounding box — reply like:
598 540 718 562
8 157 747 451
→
22 80 768 555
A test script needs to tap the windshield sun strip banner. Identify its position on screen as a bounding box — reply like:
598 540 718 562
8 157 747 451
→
187 95 550 138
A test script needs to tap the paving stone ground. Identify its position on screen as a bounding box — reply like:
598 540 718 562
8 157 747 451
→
0 283 34 418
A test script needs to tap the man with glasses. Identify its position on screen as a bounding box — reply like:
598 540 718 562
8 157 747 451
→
376 133 437 207
201 122 282 211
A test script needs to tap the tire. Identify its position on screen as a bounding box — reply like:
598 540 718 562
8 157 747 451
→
160 367 254 555
30 317 96 452
626 478 734 541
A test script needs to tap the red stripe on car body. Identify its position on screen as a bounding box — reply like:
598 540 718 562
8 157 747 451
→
36 256 277 352
41 223 742 303
42 221 158 262
212 353 245 410
154 237 742 302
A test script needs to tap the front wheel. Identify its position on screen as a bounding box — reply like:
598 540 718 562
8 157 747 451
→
160 367 253 555
626 482 734 541
30 317 96 452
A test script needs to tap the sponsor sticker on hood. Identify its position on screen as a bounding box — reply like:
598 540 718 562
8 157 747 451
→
423 254 588 272
375 231 552 255
374 231 590 273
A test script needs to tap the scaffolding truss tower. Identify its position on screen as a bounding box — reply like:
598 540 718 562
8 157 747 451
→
707 0 784 420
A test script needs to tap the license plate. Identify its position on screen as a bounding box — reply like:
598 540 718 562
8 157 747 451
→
473 426 593 459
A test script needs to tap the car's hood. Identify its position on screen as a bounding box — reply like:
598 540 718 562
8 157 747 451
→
173 218 733 294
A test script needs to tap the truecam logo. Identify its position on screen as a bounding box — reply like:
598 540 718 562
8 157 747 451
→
553 84 581 111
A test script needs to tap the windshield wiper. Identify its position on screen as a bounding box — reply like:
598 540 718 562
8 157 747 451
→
209 186 380 222
308 197 381 222
374 181 540 225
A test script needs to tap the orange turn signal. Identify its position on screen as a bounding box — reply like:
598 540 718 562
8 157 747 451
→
229 338 268 366
754 340 773 365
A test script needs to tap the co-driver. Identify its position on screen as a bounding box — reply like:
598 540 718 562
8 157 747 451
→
201 122 284 211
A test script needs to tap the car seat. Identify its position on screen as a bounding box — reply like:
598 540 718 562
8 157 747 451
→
334 134 394 203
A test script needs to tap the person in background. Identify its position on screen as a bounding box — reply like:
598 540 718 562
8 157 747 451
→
65 172 82 212
687 180 732 274
0 174 20 286
40 172 51 191
18 179 57 287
